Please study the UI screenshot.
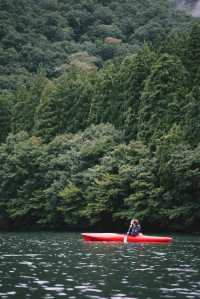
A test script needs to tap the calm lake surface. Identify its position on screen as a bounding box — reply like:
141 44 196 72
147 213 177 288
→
0 232 200 299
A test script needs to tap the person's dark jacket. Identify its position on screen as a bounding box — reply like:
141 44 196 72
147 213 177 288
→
128 224 141 236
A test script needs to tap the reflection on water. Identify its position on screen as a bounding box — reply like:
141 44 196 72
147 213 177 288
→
0 233 200 299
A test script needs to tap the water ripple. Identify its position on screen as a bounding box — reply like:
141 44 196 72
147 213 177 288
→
0 233 199 299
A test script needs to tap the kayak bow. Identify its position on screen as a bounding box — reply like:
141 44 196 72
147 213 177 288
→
82 233 172 243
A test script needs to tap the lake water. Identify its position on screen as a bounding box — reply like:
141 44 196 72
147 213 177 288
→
0 232 200 299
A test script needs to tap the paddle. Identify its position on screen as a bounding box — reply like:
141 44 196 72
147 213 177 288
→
124 234 128 243
124 225 132 243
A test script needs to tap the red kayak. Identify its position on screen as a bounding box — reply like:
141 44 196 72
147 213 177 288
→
82 233 172 243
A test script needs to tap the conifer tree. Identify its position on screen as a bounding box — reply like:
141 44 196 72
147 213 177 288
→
0 93 12 143
34 81 63 142
120 45 156 140
34 70 93 141
183 84 200 147
138 54 188 144
184 22 200 82
12 69 48 134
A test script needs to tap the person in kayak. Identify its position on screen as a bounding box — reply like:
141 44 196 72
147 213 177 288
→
127 218 141 236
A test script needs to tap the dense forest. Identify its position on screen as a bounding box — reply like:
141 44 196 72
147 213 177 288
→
0 0 192 89
0 0 200 232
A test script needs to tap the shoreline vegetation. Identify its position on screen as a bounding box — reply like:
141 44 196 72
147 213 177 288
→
0 0 200 232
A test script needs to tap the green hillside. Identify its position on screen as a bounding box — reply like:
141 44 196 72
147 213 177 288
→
0 0 191 89
0 0 199 232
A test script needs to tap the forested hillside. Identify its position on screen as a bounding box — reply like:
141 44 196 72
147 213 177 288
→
0 0 200 232
0 0 192 89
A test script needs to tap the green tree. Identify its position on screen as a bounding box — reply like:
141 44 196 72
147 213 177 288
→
88 46 156 140
58 140 159 227
157 139 200 229
119 45 157 140
34 70 94 141
184 22 200 82
88 62 120 125
0 132 48 227
0 92 12 143
54 124 122 225
12 69 48 134
182 85 200 147
138 53 188 144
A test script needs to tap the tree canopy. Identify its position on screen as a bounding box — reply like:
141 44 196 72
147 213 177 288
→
0 0 192 89
0 1 199 232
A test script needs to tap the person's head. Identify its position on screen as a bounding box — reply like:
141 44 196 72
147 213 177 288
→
131 218 139 225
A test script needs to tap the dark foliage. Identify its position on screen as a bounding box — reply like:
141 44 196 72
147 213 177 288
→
0 2 199 232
